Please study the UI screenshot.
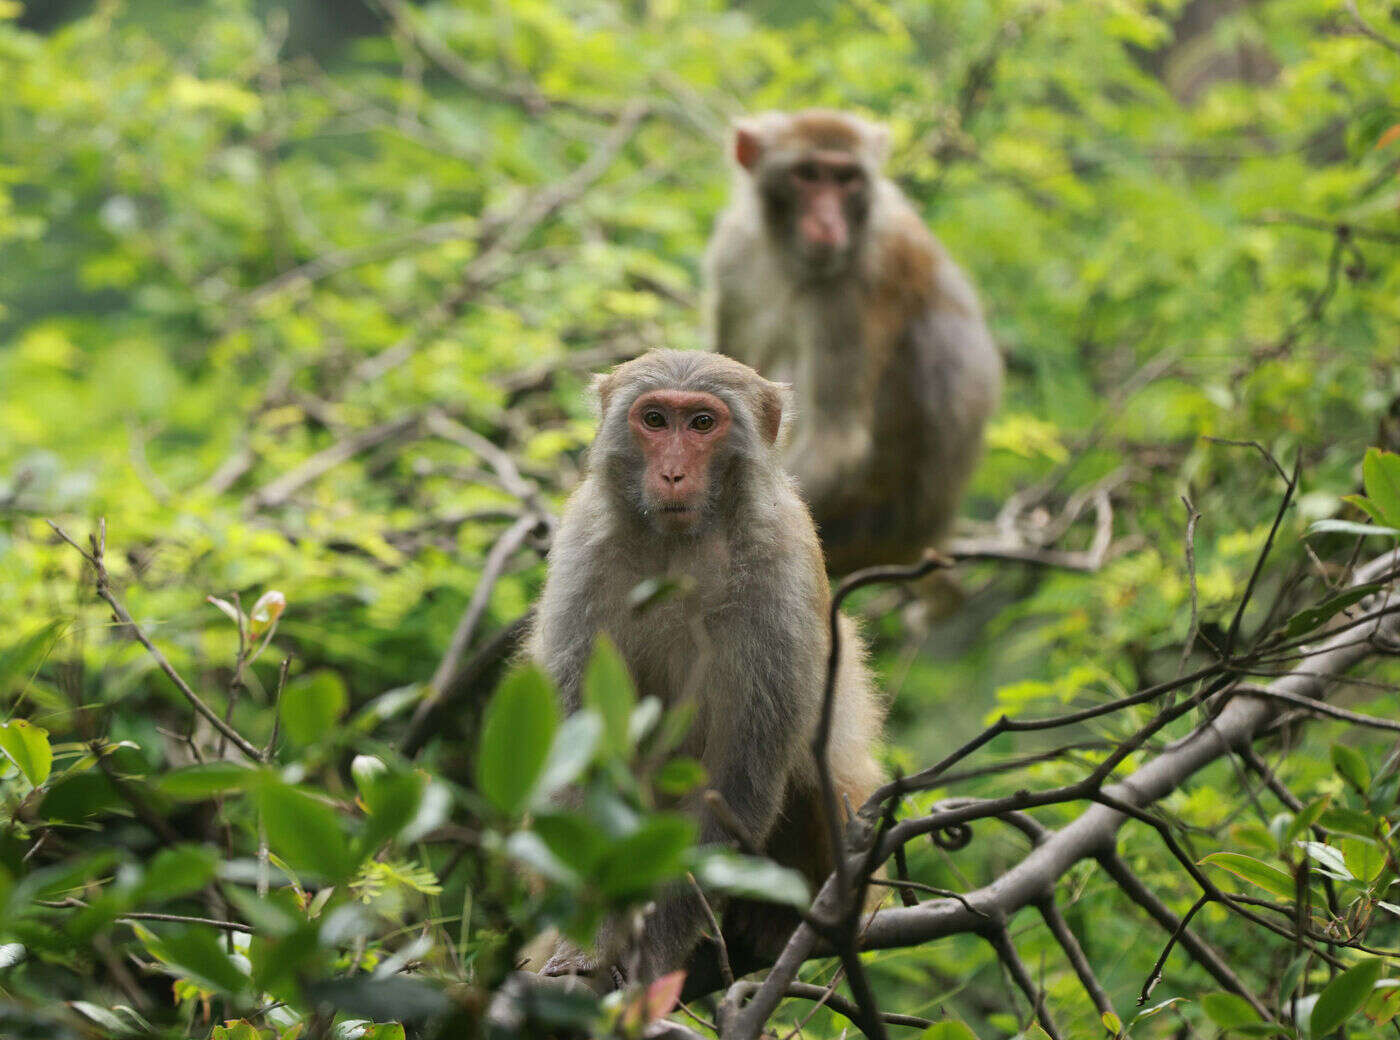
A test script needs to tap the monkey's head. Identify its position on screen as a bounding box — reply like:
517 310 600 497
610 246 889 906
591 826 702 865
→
590 350 788 535
731 109 889 279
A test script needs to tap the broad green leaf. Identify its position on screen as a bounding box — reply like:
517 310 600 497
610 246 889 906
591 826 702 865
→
532 812 611 873
1280 584 1381 639
535 710 603 806
1200 991 1261 1028
38 771 123 822
583 636 635 758
211 1022 261 1040
918 1023 978 1040
1298 841 1353 879
595 815 696 898
280 670 348 746
155 762 261 800
693 849 810 910
654 757 707 795
0 720 51 787
139 843 218 903
256 780 357 882
1318 806 1376 838
1306 519 1400 538
1102 1011 1122 1034
144 926 249 996
476 664 558 817
356 767 425 853
1332 744 1371 795
1283 796 1331 845
1342 494 1391 526
1341 837 1386 884
1199 852 1295 901
0 621 64 697
1311 958 1386 1036
1362 448 1400 525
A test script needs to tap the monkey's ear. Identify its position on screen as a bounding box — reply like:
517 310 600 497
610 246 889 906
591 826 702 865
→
732 121 765 171
863 120 891 166
756 380 789 447
590 372 616 417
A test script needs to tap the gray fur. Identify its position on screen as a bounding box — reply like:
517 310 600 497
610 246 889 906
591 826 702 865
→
530 350 883 981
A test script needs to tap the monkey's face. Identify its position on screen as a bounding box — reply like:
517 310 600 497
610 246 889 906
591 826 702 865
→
762 151 871 277
625 389 732 532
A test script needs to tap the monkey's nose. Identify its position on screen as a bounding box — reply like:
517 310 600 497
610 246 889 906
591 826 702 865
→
662 472 685 485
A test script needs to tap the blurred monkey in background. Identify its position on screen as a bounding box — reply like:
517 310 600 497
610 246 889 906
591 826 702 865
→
706 109 1002 575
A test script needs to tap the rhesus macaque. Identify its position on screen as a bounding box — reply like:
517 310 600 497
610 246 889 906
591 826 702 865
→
706 109 1002 575
530 349 884 982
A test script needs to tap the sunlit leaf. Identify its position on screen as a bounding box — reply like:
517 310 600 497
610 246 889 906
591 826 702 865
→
1311 958 1386 1036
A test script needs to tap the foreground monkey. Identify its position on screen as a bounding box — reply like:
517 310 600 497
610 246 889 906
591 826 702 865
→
530 349 884 982
706 109 1002 575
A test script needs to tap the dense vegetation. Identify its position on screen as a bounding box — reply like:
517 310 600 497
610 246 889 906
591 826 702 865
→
1 0 1399 1036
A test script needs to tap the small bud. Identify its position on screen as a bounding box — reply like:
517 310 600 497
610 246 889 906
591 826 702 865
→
249 590 286 635
206 595 242 626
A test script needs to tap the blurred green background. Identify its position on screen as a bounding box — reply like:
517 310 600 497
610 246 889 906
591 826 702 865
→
2 0 1399 1036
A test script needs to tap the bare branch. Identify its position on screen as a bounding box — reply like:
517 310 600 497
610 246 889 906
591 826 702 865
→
48 522 264 762
247 413 422 511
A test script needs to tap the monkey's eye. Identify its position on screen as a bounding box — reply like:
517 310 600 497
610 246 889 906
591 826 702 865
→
642 410 667 429
793 161 820 183
691 413 715 432
834 166 861 185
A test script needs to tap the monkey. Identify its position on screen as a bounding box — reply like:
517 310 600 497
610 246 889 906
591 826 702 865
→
528 349 885 984
705 109 1003 576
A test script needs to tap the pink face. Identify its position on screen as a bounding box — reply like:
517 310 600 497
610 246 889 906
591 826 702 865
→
790 151 865 252
627 389 732 528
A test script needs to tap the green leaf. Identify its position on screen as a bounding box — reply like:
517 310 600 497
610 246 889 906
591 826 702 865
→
583 636 635 759
532 812 610 873
255 780 357 882
280 670 348 746
1199 852 1295 901
139 843 218 903
595 815 696 898
1299 840 1354 879
38 771 122 822
356 766 425 853
1283 795 1331 845
1101 1011 1122 1034
1306 519 1400 538
211 1022 261 1040
0 720 51 787
1341 837 1386 884
692 849 810 910
144 926 249 995
1311 958 1386 1036
918 1023 978 1040
1332 744 1371 795
1363 448 1400 526
654 757 707 795
535 710 603 806
1342 494 1391 526
476 663 558 817
1200 991 1262 1028
155 762 261 800
0 621 64 697
1280 584 1381 639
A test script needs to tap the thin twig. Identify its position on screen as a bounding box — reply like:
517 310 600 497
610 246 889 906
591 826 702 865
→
48 521 264 762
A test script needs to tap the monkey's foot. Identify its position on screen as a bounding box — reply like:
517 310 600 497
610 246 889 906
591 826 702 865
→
540 944 599 978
